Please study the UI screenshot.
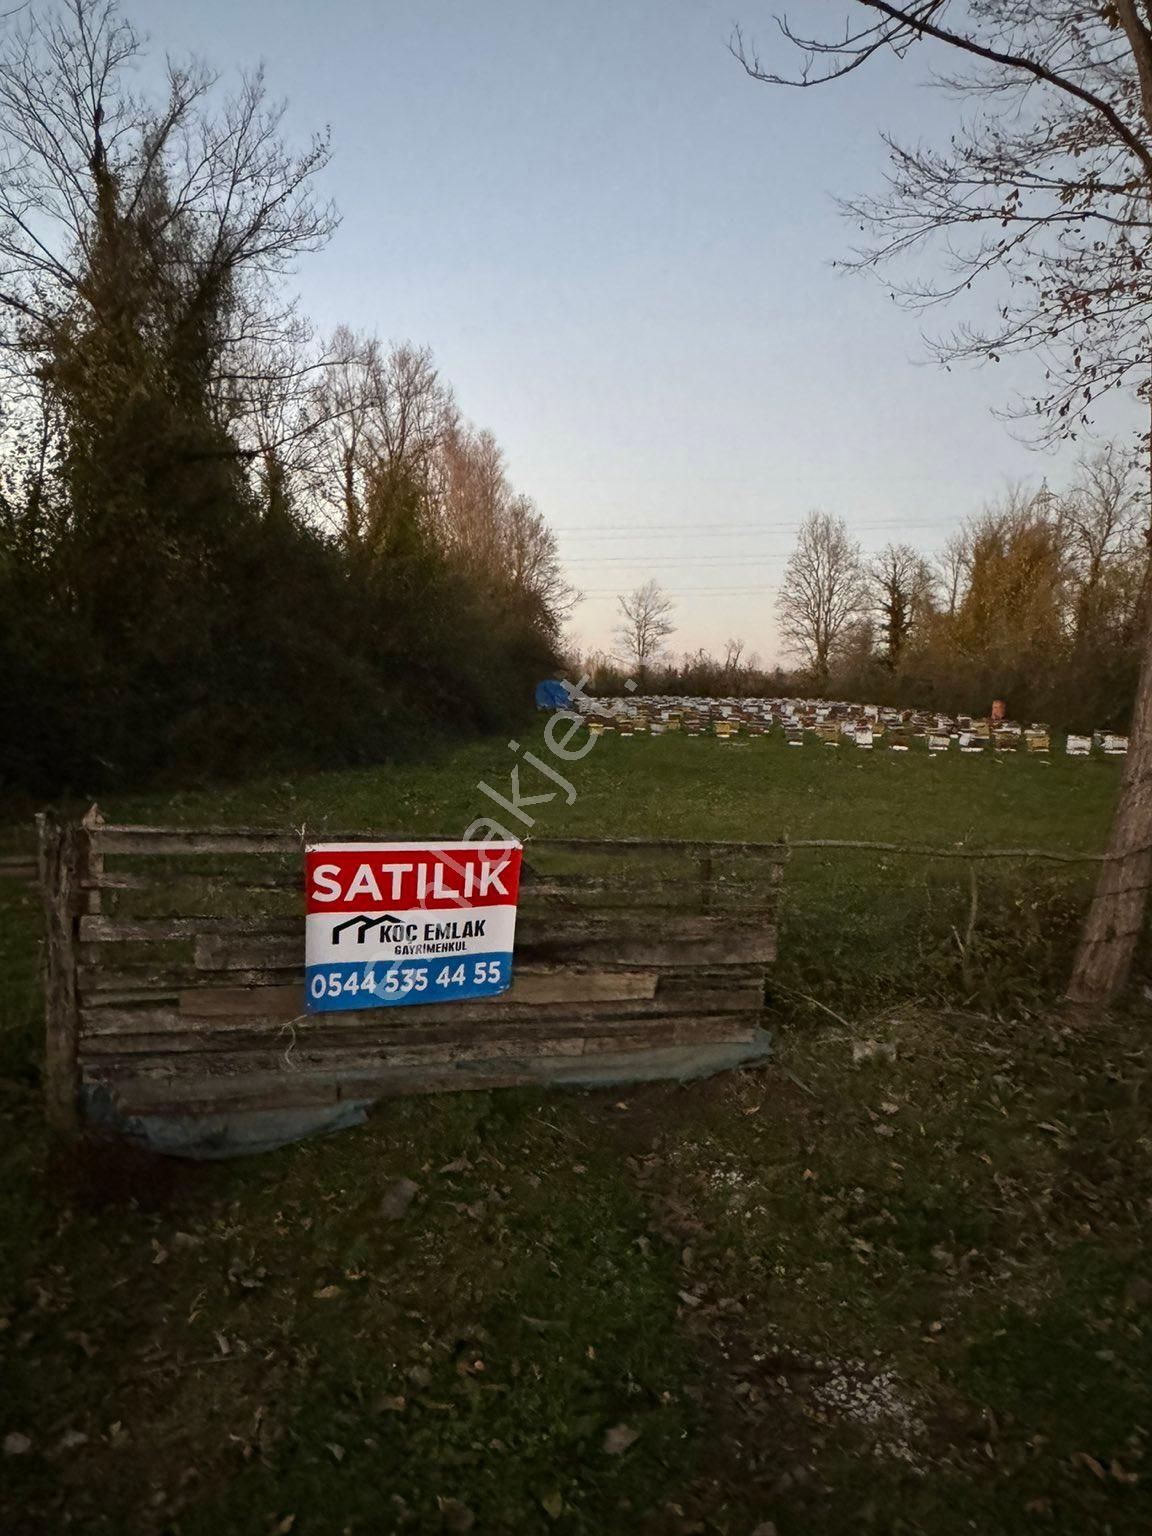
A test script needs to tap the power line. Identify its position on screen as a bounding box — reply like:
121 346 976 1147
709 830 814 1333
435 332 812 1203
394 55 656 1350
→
581 586 778 597
555 519 949 538
565 557 787 567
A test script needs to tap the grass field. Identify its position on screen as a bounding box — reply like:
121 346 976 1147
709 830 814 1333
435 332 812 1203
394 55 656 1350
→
47 724 1134 1014
3 727 1150 1535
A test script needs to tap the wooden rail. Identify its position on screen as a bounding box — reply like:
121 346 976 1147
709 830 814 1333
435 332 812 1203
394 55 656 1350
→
38 808 784 1132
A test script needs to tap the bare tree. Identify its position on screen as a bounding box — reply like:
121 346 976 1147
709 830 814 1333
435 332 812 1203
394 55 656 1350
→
614 579 675 683
735 1 1152 1007
937 532 970 620
1060 445 1147 641
0 0 336 462
438 423 512 582
776 511 866 690
227 325 350 521
311 330 453 550
870 542 935 666
505 493 580 633
733 4 1152 438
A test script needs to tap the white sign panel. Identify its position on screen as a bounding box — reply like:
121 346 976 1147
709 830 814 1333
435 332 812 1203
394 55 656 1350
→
304 841 523 1013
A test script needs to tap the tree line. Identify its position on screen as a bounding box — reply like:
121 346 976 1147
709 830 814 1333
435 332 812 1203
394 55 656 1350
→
583 447 1147 731
0 0 573 795
778 447 1148 729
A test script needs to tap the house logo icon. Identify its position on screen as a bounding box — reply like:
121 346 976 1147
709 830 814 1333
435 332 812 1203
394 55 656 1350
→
331 913 405 945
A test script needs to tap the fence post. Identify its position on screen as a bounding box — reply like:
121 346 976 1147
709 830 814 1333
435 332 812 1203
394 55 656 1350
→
36 811 86 1134
81 803 105 916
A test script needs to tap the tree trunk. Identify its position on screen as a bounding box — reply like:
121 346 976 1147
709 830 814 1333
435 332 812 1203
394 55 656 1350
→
1065 580 1152 1005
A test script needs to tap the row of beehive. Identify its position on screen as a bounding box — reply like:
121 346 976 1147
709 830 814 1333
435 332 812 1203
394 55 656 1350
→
577 697 1128 755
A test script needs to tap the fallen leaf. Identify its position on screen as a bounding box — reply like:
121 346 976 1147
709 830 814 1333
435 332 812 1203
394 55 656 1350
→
373 1394 406 1414
853 1039 896 1064
438 1157 471 1175
3 1433 31 1456
313 1285 342 1300
1071 1451 1108 1481
540 1490 564 1520
603 1423 640 1455
325 1442 345 1463
379 1178 420 1221
272 1518 296 1535
437 1496 475 1531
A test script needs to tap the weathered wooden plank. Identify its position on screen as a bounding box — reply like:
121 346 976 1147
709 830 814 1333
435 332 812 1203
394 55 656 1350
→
655 966 766 996
80 915 301 943
37 814 82 1132
97 829 303 856
81 985 183 1007
175 984 303 1017
92 826 788 867
515 911 759 940
80 964 306 993
84 873 778 919
107 1074 531 1116
504 968 659 1004
0 855 37 882
82 1034 592 1080
517 926 776 969
80 1015 760 1082
81 872 300 894
104 1030 768 1116
81 805 105 918
78 1007 183 1036
83 870 776 909
78 931 775 985
83 909 776 950
169 966 690 1019
109 1076 346 1115
78 995 765 1047
519 888 779 916
194 935 303 970
107 1038 767 1101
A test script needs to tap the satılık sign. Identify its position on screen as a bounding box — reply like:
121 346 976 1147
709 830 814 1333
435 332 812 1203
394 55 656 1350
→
305 841 523 1012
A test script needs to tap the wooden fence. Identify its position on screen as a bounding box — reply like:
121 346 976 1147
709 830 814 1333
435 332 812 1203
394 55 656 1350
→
37 808 785 1137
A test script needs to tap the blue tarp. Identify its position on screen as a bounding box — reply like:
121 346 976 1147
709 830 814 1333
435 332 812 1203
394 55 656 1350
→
82 1031 773 1159
535 679 571 711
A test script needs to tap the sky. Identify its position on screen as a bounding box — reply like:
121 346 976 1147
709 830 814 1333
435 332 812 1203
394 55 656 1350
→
152 0 1143 665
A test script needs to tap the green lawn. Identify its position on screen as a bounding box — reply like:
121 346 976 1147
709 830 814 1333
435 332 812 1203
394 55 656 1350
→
87 725 1131 1014
2 728 1149 1535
